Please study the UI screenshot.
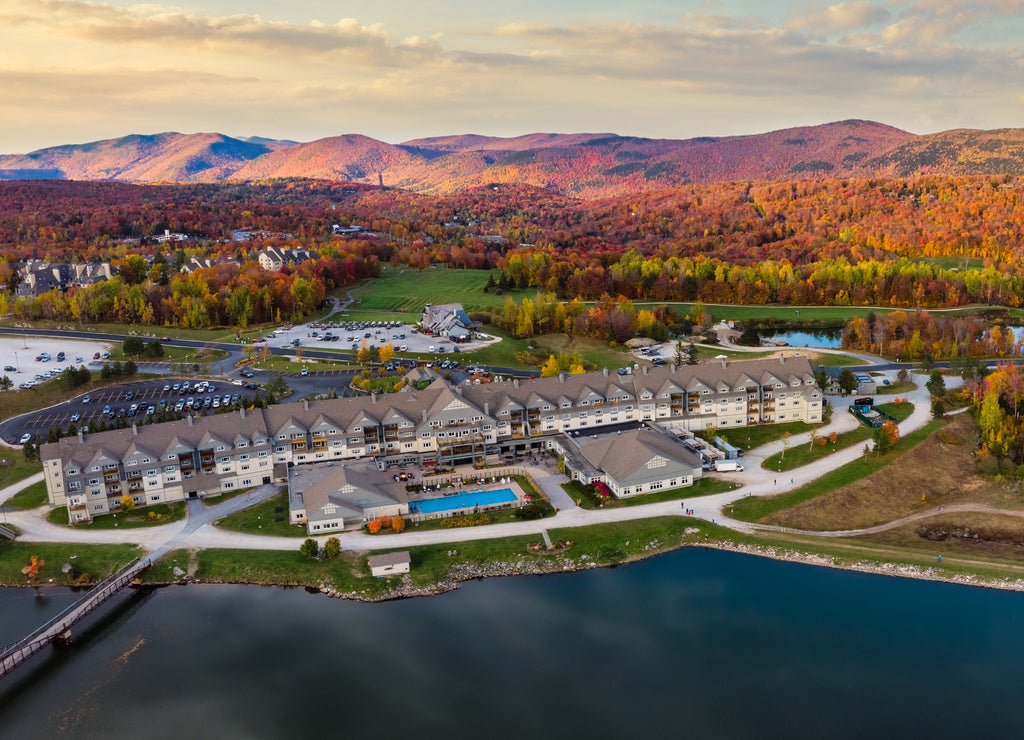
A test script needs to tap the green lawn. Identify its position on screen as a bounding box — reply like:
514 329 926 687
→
711 420 824 451
346 266 533 314
213 490 308 537
874 381 918 395
729 417 948 522
632 302 1014 323
0 458 43 489
46 502 186 528
2 480 48 510
761 402 914 472
0 541 143 586
814 353 863 367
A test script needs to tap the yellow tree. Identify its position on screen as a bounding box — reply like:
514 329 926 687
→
120 495 135 512
379 343 395 365
540 354 560 377
357 340 372 366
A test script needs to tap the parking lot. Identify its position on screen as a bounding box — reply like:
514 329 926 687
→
1 335 114 387
2 377 264 444
259 318 500 356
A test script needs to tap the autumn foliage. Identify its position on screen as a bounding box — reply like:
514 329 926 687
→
21 555 44 580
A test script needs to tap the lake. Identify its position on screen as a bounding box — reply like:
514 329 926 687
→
2 548 1024 738
761 329 843 349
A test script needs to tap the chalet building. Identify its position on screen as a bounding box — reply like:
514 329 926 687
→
41 355 821 525
256 247 318 271
420 303 479 341
553 427 704 498
17 260 114 297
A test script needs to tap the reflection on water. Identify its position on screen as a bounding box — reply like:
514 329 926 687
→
2 549 1024 738
761 329 842 348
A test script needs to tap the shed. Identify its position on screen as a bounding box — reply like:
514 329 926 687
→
368 550 411 577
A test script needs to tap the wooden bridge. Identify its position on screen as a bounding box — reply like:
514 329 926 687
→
0 557 151 680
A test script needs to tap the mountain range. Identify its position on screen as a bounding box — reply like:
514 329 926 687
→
4 120 1024 199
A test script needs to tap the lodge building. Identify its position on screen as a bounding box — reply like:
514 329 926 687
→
40 355 821 523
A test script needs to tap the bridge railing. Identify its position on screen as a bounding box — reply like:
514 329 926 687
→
0 557 150 677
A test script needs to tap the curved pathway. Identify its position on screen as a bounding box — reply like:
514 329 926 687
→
2 367 979 557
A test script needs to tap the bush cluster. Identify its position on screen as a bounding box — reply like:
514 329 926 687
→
439 513 493 528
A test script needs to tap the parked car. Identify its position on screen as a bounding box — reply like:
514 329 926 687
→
19 433 33 444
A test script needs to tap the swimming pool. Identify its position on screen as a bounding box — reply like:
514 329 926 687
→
411 487 518 515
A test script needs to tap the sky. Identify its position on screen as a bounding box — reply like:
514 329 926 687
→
1 0 1023 152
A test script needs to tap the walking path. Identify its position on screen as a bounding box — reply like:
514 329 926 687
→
1 368 973 558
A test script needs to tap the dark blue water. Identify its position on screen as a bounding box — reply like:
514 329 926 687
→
2 548 1022 738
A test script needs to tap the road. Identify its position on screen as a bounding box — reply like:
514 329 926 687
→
2 365 961 558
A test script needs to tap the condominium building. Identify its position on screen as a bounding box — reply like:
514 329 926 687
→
41 355 820 523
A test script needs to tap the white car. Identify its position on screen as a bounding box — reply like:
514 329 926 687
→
19 433 33 444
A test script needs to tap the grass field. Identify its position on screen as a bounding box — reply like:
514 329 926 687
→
0 541 143 585
0 458 43 490
761 402 914 472
346 265 532 314
711 419 823 451
728 416 950 524
1 479 48 510
633 302 1022 323
213 491 308 537
47 501 186 528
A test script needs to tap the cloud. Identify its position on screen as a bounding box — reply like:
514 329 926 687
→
0 0 442 65
786 2 892 35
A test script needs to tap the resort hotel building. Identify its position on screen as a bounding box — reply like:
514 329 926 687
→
41 355 821 532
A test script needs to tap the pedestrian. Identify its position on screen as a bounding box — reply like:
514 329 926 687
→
774 479 777 485
790 478 794 484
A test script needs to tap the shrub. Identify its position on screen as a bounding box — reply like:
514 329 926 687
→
439 513 493 528
367 518 383 534
299 538 319 559
323 537 341 559
391 515 406 533
514 501 554 520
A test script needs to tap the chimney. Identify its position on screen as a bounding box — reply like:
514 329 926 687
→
722 360 727 369
132 423 138 436
643 365 649 375
304 399 310 411
558 372 565 383
456 385 463 396
603 367 609 377
371 392 377 404
513 378 519 389
484 402 489 415
422 409 427 421
187 415 194 426
779 355 785 364
78 429 84 442
670 364 677 373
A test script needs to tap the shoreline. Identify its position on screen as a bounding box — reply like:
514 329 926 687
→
35 538 1019 601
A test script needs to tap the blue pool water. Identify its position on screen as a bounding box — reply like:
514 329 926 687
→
412 487 517 514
